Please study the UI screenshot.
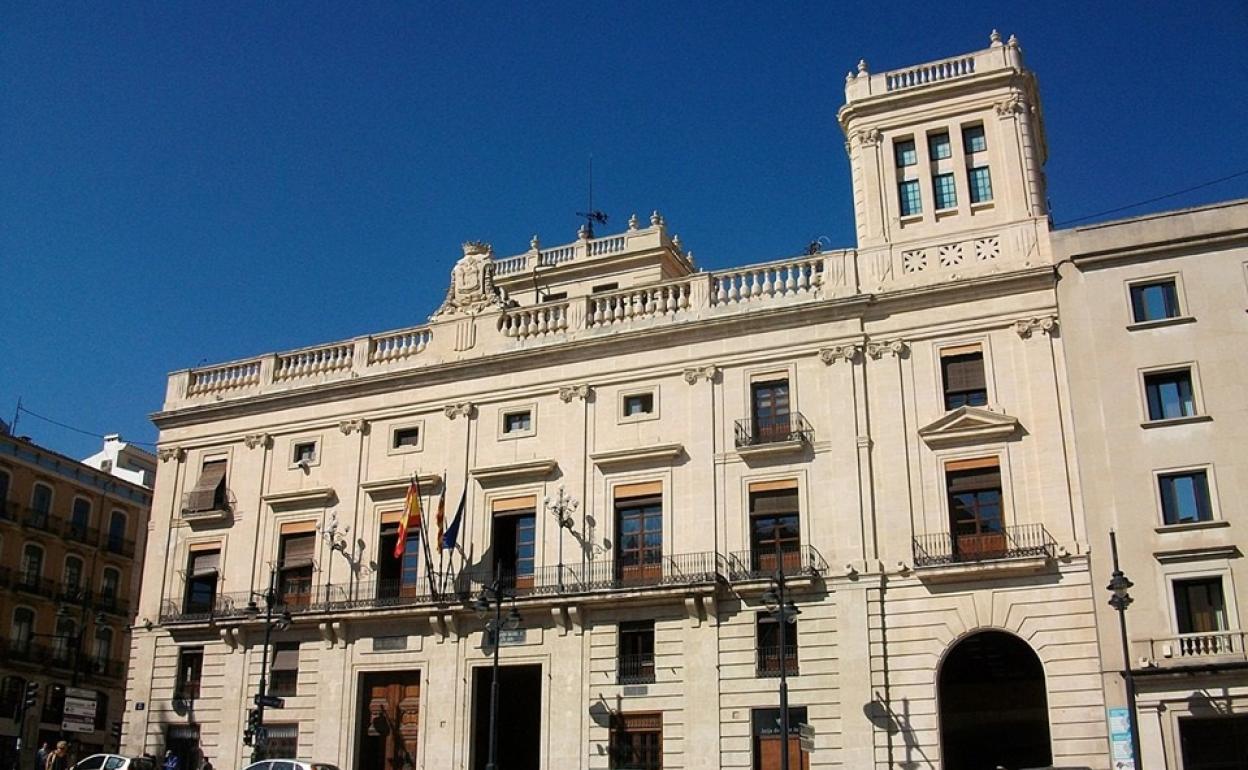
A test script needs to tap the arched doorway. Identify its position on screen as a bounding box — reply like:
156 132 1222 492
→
938 630 1052 770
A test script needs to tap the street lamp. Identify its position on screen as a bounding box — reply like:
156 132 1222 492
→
544 487 578 590
762 531 801 770
474 568 521 770
1107 530 1143 770
243 570 292 762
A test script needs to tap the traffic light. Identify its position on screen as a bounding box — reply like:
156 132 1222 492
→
111 721 123 741
23 681 39 711
243 709 261 746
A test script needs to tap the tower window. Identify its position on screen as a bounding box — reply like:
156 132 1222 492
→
894 139 917 167
929 132 952 160
933 173 957 210
968 167 993 204
963 124 987 153
898 180 922 216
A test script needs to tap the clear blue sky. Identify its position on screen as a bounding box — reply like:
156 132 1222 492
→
3 2 1247 459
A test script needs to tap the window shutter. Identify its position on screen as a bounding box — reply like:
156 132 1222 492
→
272 644 300 671
614 481 663 500
942 353 986 392
280 533 315 566
946 468 1001 493
751 489 799 515
189 550 220 576
185 461 227 512
492 495 537 514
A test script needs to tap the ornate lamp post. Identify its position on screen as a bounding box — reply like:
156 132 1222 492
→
544 487 578 590
761 532 801 770
473 568 521 770
243 570 292 762
1107 530 1143 770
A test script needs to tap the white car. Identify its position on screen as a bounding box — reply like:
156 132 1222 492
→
72 755 156 770
243 761 341 770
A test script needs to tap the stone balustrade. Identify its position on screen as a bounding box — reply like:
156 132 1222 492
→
843 35 1026 102
491 217 688 278
711 256 823 306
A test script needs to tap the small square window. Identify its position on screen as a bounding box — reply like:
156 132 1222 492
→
293 442 317 464
503 410 532 434
1130 280 1181 323
898 180 922 216
963 124 987 153
623 393 654 417
1159 470 1213 525
968 167 993 204
928 132 952 160
933 173 957 210
393 427 421 449
1144 369 1196 421
894 139 917 167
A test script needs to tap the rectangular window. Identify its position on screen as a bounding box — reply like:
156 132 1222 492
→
393 427 421 449
750 378 792 444
1159 470 1213 525
542 291 568 303
184 547 220 615
184 458 228 513
894 139 917 167
946 460 1005 559
756 613 799 677
898 180 922 216
260 723 298 761
751 706 809 770
1130 280 1181 322
269 642 299 697
963 124 987 153
278 529 315 607
941 348 988 409
623 393 655 417
610 712 662 770
593 282 620 294
503 410 532 434
968 166 993 203
292 441 317 465
377 517 424 600
618 620 656 685
1174 578 1228 634
492 497 536 589
928 132 952 160
176 647 204 700
616 486 663 585
933 172 957 210
1144 369 1196 420
749 485 800 573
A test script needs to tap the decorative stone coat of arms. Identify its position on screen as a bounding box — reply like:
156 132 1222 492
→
431 241 508 319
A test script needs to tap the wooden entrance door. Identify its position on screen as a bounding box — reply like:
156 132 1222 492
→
358 672 421 770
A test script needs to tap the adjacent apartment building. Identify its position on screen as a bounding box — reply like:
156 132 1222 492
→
0 431 153 768
124 32 1124 770
1056 199 1248 770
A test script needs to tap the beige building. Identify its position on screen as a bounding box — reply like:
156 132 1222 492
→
1055 199 1248 770
0 431 152 768
124 33 1126 770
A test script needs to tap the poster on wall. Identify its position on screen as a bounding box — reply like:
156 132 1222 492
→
1108 707 1137 770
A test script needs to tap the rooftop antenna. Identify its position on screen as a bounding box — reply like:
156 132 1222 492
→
576 156 608 238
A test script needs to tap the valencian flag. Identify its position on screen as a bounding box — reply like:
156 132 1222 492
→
440 489 466 552
394 476 423 559
434 485 447 553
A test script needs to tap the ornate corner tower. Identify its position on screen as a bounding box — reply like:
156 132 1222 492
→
838 32 1052 292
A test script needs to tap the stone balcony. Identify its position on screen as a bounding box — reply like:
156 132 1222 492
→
1137 630 1248 671
842 31 1027 104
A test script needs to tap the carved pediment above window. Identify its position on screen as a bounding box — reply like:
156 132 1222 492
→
918 406 1020 448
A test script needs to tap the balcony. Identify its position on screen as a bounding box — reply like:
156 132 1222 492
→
13 572 58 599
95 593 131 617
84 656 127 680
617 653 656 685
1144 631 1248 670
104 536 137 559
912 523 1056 579
159 593 245 624
723 546 826 583
64 522 100 547
756 644 799 678
21 507 62 535
0 637 45 665
0 501 18 523
734 413 813 457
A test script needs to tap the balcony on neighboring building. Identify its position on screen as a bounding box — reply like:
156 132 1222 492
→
1142 630 1248 671
0 501 18 523
734 413 814 457
20 506 63 535
103 535 137 559
12 572 58 599
912 523 1056 580
723 545 827 583
0 637 44 666
95 592 131 617
64 522 100 547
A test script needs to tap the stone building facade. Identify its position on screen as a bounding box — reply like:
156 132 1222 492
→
0 432 152 767
121 32 1248 770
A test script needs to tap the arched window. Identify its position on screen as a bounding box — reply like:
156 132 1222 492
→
10 608 35 654
52 616 77 665
64 555 85 594
0 468 10 505
107 510 127 552
30 483 53 515
100 567 121 601
70 497 93 538
92 626 114 663
21 543 44 583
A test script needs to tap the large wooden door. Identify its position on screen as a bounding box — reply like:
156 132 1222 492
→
358 672 421 770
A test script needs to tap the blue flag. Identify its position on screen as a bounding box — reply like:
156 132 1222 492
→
440 489 466 552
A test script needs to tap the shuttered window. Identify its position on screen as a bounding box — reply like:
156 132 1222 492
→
750 487 800 571
946 461 1003 539
941 348 987 409
611 712 662 770
270 642 299 696
185 460 228 512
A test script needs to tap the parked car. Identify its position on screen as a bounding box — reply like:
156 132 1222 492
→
243 761 340 770
72 755 157 770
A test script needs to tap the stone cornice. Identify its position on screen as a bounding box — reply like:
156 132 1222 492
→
262 487 337 508
469 459 558 485
360 474 444 497
589 443 685 468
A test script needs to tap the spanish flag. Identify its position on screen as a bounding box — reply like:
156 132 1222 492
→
394 476 422 559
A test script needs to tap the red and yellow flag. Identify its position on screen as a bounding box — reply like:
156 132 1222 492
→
435 486 447 553
394 477 423 559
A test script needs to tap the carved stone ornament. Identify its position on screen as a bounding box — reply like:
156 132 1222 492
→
431 242 507 320
1014 316 1058 339
819 344 862 365
443 402 476 420
854 128 882 147
338 418 367 435
157 446 184 463
243 432 270 450
682 365 719 385
866 339 909 360
994 95 1027 116
559 384 590 403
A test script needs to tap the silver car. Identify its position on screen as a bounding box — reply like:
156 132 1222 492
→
242 761 340 770
72 756 156 770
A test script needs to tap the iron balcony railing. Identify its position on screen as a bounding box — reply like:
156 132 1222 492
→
104 535 137 558
0 637 45 665
912 523 1055 568
13 572 58 599
617 653 656 685
723 545 826 582
64 522 100 546
756 644 799 678
734 412 813 448
0 565 10 589
85 656 127 679
0 500 18 522
95 592 130 617
21 506 62 535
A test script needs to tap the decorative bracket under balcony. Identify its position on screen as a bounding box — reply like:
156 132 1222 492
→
360 474 445 499
918 406 1020 448
469 459 558 485
590 443 684 468
262 487 337 510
